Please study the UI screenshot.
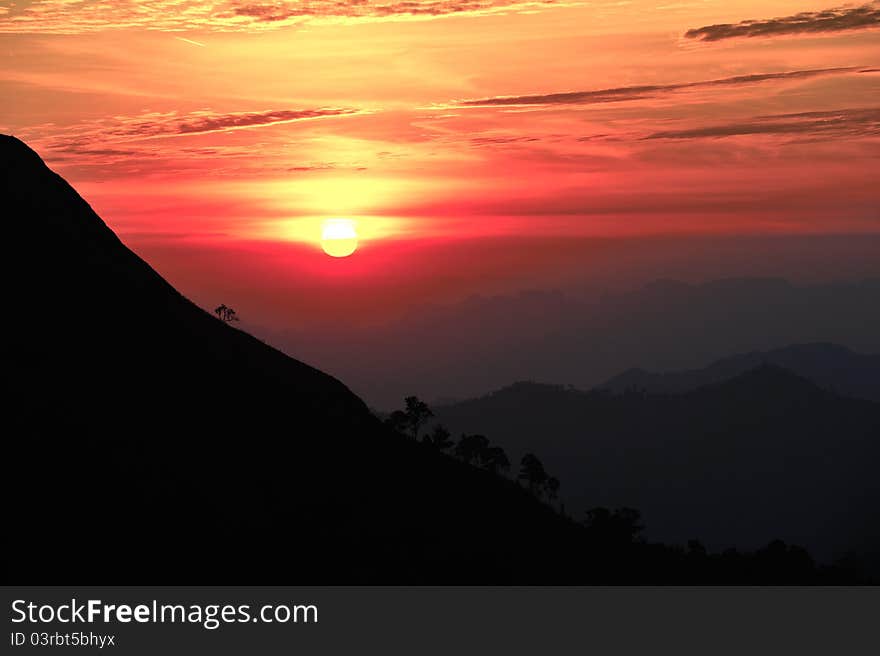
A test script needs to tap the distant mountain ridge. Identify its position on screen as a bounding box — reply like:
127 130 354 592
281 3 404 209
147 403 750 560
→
269 275 880 410
434 365 880 570
600 343 880 401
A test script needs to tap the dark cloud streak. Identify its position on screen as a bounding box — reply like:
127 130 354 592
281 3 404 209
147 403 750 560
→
145 108 359 138
643 108 880 140
455 67 865 107
684 2 880 42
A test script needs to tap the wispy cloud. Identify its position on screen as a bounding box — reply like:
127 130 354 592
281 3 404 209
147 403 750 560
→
684 2 880 42
11 107 364 175
157 108 360 137
643 108 880 141
57 107 363 141
451 67 868 108
0 0 581 34
174 36 206 47
288 163 368 172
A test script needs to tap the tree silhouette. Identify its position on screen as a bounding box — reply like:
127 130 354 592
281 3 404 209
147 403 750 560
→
455 434 490 465
687 539 707 557
214 304 240 323
518 453 548 495
403 395 433 440
545 476 560 502
424 424 454 451
479 445 511 475
385 396 434 440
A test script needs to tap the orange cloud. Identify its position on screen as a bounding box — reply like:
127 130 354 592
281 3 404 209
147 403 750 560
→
0 0 582 33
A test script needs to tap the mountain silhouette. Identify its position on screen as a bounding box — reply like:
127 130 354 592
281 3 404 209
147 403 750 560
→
265 277 880 409
4 134 583 582
5 135 873 583
600 343 880 401
434 365 880 573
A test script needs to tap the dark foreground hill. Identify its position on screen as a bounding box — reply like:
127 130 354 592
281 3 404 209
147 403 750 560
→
2 135 870 583
435 368 880 574
3 134 587 583
600 343 880 401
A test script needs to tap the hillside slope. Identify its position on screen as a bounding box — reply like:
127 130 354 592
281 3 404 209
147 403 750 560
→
4 134 581 582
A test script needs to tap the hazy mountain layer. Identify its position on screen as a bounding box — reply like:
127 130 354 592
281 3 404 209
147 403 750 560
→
600 343 880 402
435 367 880 568
268 279 880 409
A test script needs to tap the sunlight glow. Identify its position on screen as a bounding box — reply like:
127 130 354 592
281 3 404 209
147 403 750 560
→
321 218 358 257
260 214 416 247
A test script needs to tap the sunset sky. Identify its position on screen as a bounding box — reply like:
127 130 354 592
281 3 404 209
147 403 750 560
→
2 0 879 330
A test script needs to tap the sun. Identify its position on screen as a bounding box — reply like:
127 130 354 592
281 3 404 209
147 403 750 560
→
321 218 358 258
